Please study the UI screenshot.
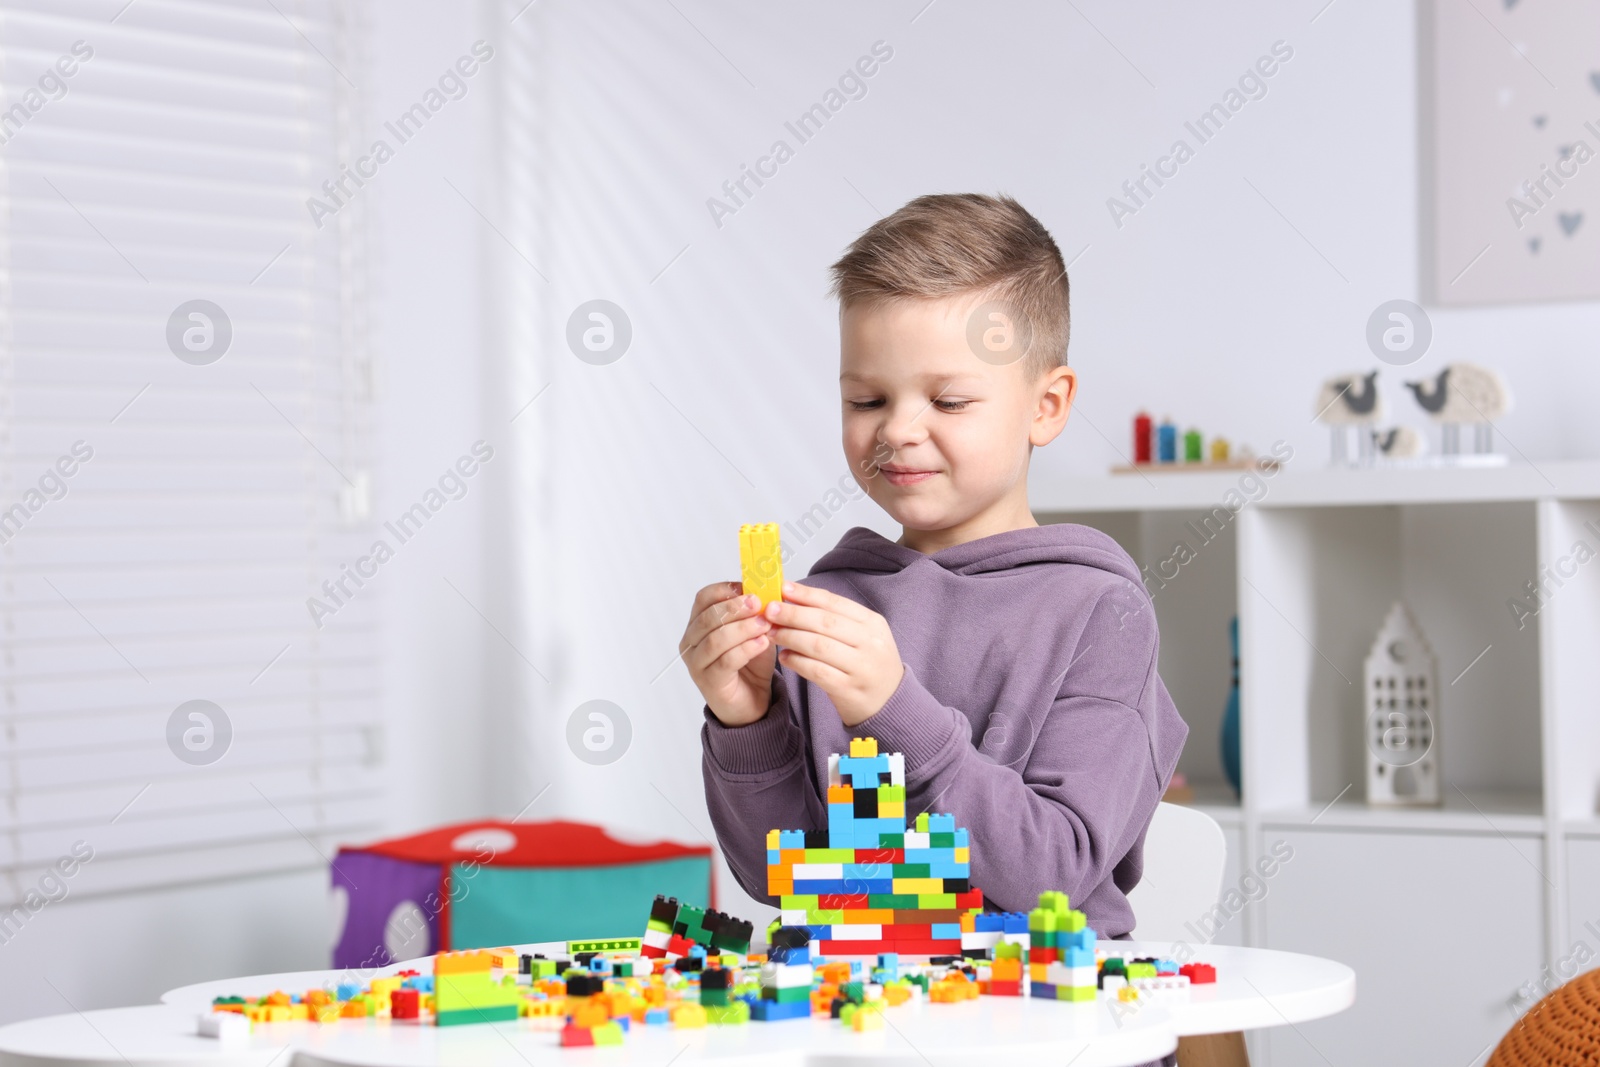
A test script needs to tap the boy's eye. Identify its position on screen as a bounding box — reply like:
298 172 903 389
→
934 399 971 411
847 399 884 411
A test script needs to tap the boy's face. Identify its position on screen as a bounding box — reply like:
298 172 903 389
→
839 293 1075 540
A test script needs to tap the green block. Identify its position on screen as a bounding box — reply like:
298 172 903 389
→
646 918 672 935
907 974 929 992
915 813 929 833
892 863 930 878
437 1004 519 1026
1063 910 1086 933
781 895 820 910
568 937 643 954
762 985 810 1004
701 988 729 1007
879 834 905 848
805 849 855 863
918 894 956 909
842 981 864 1004
1059 985 1096 1002
1126 963 1157 979
812 909 844 924
930 833 955 848
592 1021 625 1045
876 785 905 802
705 1001 750 1025
840 1003 857 1025
869 894 920 908
1100 958 1126 976
995 942 1023 960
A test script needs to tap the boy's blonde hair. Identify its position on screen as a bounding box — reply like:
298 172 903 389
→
827 193 1070 376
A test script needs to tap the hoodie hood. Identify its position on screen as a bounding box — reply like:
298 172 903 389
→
809 523 1144 586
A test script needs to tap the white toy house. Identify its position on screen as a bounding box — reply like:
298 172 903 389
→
1364 602 1440 806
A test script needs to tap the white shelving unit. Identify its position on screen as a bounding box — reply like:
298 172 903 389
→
1032 460 1600 1066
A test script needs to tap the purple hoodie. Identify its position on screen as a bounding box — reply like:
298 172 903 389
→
700 522 1188 937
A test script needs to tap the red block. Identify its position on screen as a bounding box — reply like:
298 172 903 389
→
391 989 420 1019
885 924 931 940
818 939 894 956
1030 947 1059 964
640 944 665 958
853 849 902 864
956 889 984 910
665 934 695 957
1180 963 1216 984
986 980 1022 997
818 894 870 910
559 1025 595 1047
884 940 961 955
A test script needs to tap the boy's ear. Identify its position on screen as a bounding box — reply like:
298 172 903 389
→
1030 365 1077 447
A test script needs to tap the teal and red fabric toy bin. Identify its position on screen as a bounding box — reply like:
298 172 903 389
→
330 820 714 969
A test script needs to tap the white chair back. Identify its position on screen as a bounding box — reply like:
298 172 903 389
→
1124 802 1227 942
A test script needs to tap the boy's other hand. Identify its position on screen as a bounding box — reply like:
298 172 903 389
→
765 581 903 727
681 582 777 728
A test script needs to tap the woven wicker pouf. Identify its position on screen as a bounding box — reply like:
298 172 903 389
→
1489 970 1600 1066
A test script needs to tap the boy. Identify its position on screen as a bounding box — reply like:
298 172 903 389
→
680 193 1187 938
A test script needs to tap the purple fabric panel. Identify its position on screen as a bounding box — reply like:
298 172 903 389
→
331 850 442 970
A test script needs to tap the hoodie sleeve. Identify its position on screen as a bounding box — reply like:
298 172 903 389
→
700 678 821 905
847 588 1182 921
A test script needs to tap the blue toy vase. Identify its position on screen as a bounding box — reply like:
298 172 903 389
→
1220 615 1241 797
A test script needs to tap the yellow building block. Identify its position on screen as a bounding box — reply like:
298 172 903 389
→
880 802 905 819
893 878 943 894
849 737 879 758
739 524 783 608
435 949 495 976
672 1003 707 1028
954 847 969 863
766 829 781 848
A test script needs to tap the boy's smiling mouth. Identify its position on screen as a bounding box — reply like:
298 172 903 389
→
879 463 940 487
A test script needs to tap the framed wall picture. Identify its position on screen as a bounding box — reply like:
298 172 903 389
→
1421 0 1600 304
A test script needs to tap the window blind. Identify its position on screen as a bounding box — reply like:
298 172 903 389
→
0 0 382 906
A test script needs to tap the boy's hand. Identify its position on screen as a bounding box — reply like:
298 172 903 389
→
765 581 903 727
681 582 777 728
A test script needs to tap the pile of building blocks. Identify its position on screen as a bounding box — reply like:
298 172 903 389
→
201 738 1219 1048
768 737 992 956
641 895 753 960
1026 890 1097 1002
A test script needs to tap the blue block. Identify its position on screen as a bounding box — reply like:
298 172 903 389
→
615 1016 631 1032
929 857 967 878
930 923 962 939
838 755 891 787
876 953 899 978
1065 947 1094 967
1156 959 1178 974
975 914 1003 932
779 830 806 849
644 1007 671 1025
336 983 361 1001
904 848 937 864
927 814 955 833
954 829 968 847
806 924 833 941
768 849 781 864
752 999 812 1021
1002 913 1029 933
688 943 706 957
1063 928 1096 952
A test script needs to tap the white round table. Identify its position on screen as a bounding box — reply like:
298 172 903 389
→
0 940 1354 1067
